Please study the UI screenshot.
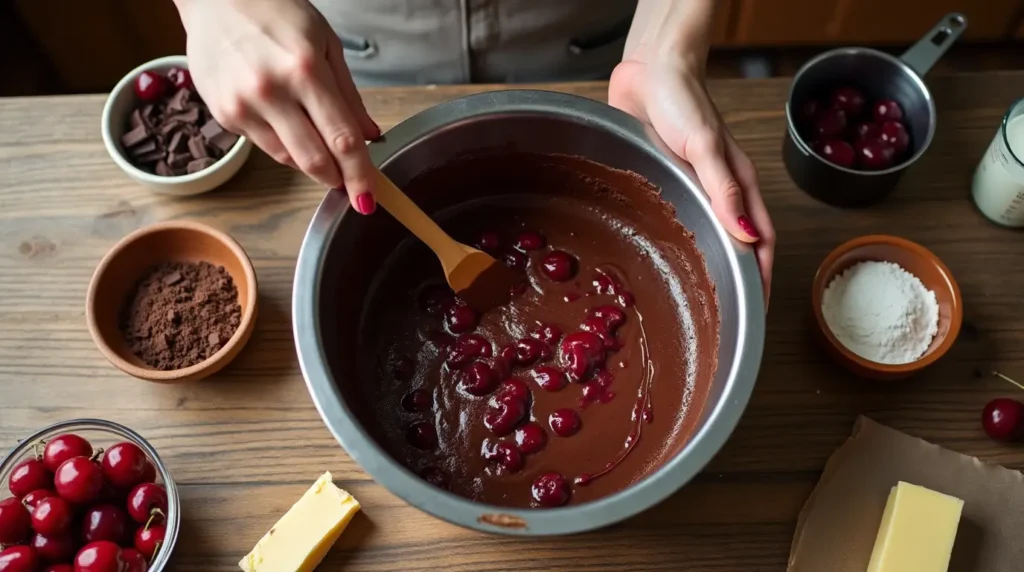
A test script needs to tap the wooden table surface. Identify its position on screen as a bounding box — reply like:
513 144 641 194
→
2 73 1023 571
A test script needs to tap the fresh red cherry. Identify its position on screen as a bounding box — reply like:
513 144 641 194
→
616 292 635 308
483 394 527 436
401 388 433 413
475 231 501 254
74 541 124 572
30 497 72 536
982 398 1024 441
405 422 438 450
54 457 103 504
830 86 866 117
878 121 910 156
559 331 606 381
530 323 563 346
418 285 454 315
457 361 498 396
0 497 31 544
593 272 619 295
132 71 169 103
126 483 167 524
590 305 625 329
0 545 38 572
419 466 450 490
852 122 881 143
497 378 531 402
120 548 147 572
9 459 51 499
133 524 165 559
21 489 56 510
513 232 545 252
540 251 577 282
812 108 846 140
531 472 570 508
514 338 551 365
483 441 524 474
139 461 156 485
503 251 528 271
549 409 582 437
815 139 855 168
81 505 128 544
580 317 618 350
101 442 148 489
797 99 823 126
515 423 547 454
446 333 492 367
43 565 74 572
580 381 611 408
166 66 193 90
855 140 896 170
530 366 568 392
873 99 904 123
443 303 478 334
43 434 93 473
31 532 75 563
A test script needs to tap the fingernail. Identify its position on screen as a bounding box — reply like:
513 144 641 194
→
370 119 383 140
356 192 376 215
737 215 759 239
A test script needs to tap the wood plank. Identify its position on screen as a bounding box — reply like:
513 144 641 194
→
2 75 1023 569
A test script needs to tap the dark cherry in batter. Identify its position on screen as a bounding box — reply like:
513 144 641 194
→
357 153 719 508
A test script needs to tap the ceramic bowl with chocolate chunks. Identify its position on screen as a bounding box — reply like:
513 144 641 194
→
101 55 253 196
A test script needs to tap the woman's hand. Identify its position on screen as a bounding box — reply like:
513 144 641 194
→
174 0 380 214
608 44 775 304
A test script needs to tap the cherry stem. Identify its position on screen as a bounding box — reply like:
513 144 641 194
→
993 370 1024 392
90 447 104 462
32 440 46 460
150 540 163 565
144 508 165 532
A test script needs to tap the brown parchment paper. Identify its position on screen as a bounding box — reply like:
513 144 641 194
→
788 416 1024 572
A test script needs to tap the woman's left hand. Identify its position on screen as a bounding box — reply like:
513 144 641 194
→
608 58 775 304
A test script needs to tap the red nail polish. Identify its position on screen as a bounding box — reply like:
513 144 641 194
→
356 193 376 215
737 215 759 239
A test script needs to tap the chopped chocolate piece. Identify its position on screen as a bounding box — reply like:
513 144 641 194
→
200 119 225 140
155 161 174 177
168 152 192 169
210 131 239 154
163 271 183 286
188 135 209 159
167 131 186 152
158 120 182 137
128 140 159 157
167 108 201 126
167 88 192 112
135 150 167 164
207 332 220 346
187 158 216 173
121 125 150 148
129 109 145 129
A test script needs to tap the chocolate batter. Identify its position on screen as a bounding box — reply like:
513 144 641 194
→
351 153 719 508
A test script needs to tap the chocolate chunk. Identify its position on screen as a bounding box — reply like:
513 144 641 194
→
121 125 150 148
167 88 192 112
129 109 145 129
207 332 220 346
136 150 167 163
128 140 159 157
187 158 216 173
163 271 182 286
168 152 192 169
188 135 209 159
155 161 174 177
158 120 183 137
167 108 200 126
167 131 187 153
210 131 239 154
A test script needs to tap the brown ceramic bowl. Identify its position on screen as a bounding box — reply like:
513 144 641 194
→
86 221 258 382
811 235 962 380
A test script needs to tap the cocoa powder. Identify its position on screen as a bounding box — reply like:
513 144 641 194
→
120 261 242 370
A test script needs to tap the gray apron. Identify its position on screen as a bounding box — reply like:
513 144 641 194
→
311 0 637 86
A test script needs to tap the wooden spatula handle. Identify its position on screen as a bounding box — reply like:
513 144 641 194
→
371 169 463 261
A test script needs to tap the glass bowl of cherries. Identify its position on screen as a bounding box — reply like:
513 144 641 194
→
0 419 179 571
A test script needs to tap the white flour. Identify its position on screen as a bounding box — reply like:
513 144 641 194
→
821 261 939 364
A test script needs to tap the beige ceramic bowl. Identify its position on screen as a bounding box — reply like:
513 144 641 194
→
86 221 258 383
101 55 253 196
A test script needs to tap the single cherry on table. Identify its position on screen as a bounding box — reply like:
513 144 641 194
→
982 397 1024 441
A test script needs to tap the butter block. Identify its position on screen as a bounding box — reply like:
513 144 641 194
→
866 481 964 572
239 472 360 572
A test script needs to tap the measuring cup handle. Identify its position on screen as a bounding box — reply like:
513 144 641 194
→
900 13 968 77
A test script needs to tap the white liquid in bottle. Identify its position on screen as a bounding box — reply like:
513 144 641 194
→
972 103 1024 227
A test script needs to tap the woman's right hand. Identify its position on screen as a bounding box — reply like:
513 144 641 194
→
174 0 381 214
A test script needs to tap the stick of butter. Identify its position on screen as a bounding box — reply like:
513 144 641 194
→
239 472 361 572
866 481 964 572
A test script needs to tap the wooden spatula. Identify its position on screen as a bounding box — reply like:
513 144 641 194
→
370 169 516 311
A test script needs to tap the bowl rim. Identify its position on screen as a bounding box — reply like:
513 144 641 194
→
811 234 963 374
100 54 250 186
0 418 180 572
293 89 765 535
86 220 259 382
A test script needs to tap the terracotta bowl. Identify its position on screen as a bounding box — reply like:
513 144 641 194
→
811 235 962 380
86 221 258 382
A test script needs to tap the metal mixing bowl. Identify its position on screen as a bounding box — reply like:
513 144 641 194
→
293 90 764 535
